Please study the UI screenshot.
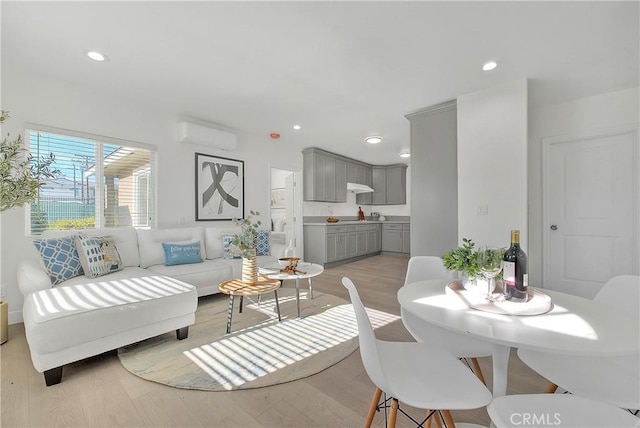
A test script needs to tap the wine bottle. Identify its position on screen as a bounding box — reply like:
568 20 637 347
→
502 230 528 302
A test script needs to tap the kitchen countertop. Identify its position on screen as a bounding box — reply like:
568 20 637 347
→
303 220 409 226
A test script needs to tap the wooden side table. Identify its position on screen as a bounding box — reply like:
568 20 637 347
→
218 277 282 334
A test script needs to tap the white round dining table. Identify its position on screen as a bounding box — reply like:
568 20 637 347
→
397 279 640 397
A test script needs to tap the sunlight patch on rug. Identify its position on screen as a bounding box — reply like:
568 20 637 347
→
118 290 399 391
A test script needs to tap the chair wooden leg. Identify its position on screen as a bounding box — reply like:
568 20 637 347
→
425 410 443 428
365 388 382 428
434 411 444 428
441 410 457 428
545 383 559 394
388 399 399 428
470 357 486 385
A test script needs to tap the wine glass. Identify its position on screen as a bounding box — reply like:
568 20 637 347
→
477 246 505 301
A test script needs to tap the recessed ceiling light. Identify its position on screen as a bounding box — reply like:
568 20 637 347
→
399 152 411 158
365 136 383 144
86 51 108 62
482 61 497 71
293 125 301 130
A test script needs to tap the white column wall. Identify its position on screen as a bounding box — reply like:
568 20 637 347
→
406 102 458 257
457 79 529 250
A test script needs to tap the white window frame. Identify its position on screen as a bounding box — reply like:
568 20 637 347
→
24 123 158 236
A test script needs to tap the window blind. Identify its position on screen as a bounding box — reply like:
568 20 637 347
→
26 128 156 235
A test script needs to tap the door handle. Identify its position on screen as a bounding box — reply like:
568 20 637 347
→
550 224 558 231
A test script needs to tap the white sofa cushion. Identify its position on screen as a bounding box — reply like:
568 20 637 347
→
137 227 207 268
23 274 197 356
146 259 233 296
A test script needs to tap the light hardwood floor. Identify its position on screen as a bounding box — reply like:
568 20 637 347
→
1 254 549 427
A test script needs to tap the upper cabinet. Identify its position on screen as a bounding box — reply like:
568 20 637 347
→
372 164 407 205
303 147 406 205
303 148 347 202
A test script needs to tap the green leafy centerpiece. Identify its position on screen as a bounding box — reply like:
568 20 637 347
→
232 210 261 284
442 238 479 281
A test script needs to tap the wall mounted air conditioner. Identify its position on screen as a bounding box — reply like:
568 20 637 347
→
178 121 237 150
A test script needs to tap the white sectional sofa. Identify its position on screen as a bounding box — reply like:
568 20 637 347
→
17 226 284 386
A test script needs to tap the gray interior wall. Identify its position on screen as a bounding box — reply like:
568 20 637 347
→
406 101 458 257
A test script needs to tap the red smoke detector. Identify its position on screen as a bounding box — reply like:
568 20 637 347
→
270 133 280 139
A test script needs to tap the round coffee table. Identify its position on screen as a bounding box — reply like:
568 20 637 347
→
259 262 324 318
218 277 281 334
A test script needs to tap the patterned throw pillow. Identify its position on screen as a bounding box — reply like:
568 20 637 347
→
255 230 270 256
75 234 123 278
33 236 84 285
162 241 203 266
221 233 241 260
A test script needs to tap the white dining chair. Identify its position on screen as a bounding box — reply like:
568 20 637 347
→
401 256 492 384
517 275 640 411
488 393 640 428
342 277 492 428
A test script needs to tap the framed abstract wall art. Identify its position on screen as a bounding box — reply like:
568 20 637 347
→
195 153 244 221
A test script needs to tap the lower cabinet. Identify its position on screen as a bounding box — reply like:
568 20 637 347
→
304 223 381 266
381 223 410 254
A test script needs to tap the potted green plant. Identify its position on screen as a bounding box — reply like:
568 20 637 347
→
442 238 480 287
1 111 59 344
232 210 262 284
1 111 59 212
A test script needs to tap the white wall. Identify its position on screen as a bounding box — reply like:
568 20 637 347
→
528 87 639 287
457 79 528 250
0 69 303 323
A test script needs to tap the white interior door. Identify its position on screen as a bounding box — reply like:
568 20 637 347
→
543 127 638 298
284 173 296 247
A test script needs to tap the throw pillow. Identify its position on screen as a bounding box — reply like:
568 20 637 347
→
75 234 123 278
33 236 84 286
221 233 241 260
162 241 203 266
255 229 270 256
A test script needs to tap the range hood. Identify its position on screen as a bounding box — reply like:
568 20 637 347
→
347 182 374 194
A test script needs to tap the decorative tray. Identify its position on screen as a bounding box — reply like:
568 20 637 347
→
445 280 553 316
326 217 340 223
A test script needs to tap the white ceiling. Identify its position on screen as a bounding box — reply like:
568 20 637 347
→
2 1 638 165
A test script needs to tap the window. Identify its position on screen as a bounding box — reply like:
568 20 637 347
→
26 125 157 235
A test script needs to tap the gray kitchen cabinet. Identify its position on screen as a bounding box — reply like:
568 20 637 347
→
372 167 387 204
402 223 411 254
303 147 404 205
356 165 373 205
381 223 403 252
386 165 407 205
303 223 381 266
381 223 410 254
371 165 407 205
367 228 381 252
302 148 346 202
326 232 338 262
347 230 358 258
335 158 347 203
